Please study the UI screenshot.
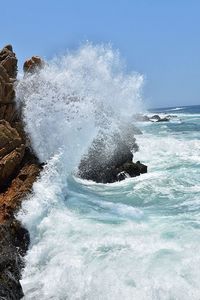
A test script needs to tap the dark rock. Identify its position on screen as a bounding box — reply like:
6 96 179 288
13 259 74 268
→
156 117 170 122
150 115 170 122
117 171 129 181
78 130 139 183
136 161 148 173
78 127 147 183
0 220 30 299
151 115 161 121
117 162 141 177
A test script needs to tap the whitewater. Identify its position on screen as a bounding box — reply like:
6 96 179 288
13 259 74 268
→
16 45 200 300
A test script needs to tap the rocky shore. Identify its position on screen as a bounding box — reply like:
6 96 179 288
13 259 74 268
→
0 44 148 299
0 45 41 299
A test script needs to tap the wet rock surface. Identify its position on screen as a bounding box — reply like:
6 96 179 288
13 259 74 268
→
78 130 147 183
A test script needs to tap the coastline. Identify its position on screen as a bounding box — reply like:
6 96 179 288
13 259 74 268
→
0 44 41 299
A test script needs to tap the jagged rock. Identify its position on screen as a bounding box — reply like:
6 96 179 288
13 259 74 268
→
156 117 170 122
23 56 44 73
117 171 130 181
116 161 147 178
0 161 41 222
0 220 29 300
0 45 18 122
150 115 170 122
135 161 148 173
0 120 25 189
0 45 17 79
78 129 147 183
0 145 25 188
0 120 22 157
0 43 42 299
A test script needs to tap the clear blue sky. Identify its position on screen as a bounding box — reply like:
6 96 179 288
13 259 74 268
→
1 0 200 108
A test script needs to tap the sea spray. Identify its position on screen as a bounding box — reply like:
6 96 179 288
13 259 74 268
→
16 43 144 167
17 44 200 299
16 44 147 298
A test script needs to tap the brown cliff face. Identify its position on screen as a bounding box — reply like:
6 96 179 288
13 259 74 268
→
0 45 41 220
0 45 18 123
0 44 42 299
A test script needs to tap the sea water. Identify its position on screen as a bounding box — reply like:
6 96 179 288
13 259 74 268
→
16 45 200 299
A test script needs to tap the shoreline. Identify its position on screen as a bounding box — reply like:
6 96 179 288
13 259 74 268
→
0 44 41 299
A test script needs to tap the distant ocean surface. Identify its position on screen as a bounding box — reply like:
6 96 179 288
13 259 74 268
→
150 104 200 114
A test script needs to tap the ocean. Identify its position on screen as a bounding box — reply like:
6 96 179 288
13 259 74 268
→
16 45 200 299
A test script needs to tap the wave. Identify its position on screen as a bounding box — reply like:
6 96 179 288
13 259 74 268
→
16 44 146 299
169 107 183 111
16 44 200 300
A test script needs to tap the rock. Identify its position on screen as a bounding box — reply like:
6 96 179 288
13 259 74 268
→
0 44 42 298
156 117 170 122
0 219 29 299
0 120 25 190
150 115 170 122
117 171 130 181
0 45 18 122
23 56 44 73
0 144 25 188
150 114 161 121
117 162 140 177
0 159 41 223
78 129 147 183
136 161 148 173
0 45 17 78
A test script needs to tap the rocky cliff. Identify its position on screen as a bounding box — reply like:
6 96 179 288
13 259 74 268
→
0 45 41 299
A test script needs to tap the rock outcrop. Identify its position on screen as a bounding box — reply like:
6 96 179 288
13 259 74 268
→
0 120 25 189
0 44 41 299
23 55 44 73
78 129 147 183
133 113 176 123
0 219 29 299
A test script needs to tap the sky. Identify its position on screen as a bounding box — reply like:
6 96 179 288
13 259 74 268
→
0 0 200 108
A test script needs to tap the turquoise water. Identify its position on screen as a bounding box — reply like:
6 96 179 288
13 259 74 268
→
18 105 200 300
15 42 200 300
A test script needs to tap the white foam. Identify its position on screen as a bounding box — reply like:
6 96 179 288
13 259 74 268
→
16 44 200 299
